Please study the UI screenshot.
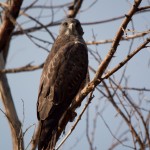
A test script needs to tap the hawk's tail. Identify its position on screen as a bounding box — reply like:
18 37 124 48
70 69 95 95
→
38 118 58 150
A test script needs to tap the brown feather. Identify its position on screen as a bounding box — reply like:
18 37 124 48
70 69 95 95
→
37 19 88 150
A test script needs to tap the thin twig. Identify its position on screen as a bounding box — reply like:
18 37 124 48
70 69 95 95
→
0 63 44 74
103 38 150 79
56 92 94 150
86 30 150 45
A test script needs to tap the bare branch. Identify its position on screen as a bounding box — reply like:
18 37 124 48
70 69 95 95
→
0 0 23 60
70 0 143 112
0 0 24 149
0 63 44 74
12 8 150 36
0 53 24 150
99 113 133 149
86 30 150 45
103 38 150 79
21 2 71 10
56 92 94 150
67 0 84 18
53 1 145 149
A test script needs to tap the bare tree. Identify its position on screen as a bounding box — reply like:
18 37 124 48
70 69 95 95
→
0 0 150 150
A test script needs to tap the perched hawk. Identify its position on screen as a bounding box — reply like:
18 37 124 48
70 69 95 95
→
37 18 88 150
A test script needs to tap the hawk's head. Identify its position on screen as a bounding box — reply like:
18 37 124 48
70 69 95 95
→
59 18 84 36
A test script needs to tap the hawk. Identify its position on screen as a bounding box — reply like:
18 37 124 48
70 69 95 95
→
37 18 88 150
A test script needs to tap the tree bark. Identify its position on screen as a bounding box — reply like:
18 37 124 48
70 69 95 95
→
0 0 24 149
0 53 24 150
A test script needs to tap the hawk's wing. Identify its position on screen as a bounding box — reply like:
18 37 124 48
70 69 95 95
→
37 41 88 121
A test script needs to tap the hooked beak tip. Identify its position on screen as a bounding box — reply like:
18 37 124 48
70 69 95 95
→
68 23 74 30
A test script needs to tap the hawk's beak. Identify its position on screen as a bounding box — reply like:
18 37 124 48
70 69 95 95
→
68 23 75 31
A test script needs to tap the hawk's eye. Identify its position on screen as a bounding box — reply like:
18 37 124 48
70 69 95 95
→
63 22 68 26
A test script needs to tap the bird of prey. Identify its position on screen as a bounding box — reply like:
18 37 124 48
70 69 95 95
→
37 18 88 150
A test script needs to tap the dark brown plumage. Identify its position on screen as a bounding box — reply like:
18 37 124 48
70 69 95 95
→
37 18 88 150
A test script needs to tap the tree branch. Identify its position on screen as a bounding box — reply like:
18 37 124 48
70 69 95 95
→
53 0 143 148
0 63 44 74
103 38 150 79
0 53 24 150
0 0 23 60
67 0 84 18
0 0 24 149
86 30 150 45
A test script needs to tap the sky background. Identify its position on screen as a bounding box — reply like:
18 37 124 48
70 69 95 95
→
0 0 150 150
